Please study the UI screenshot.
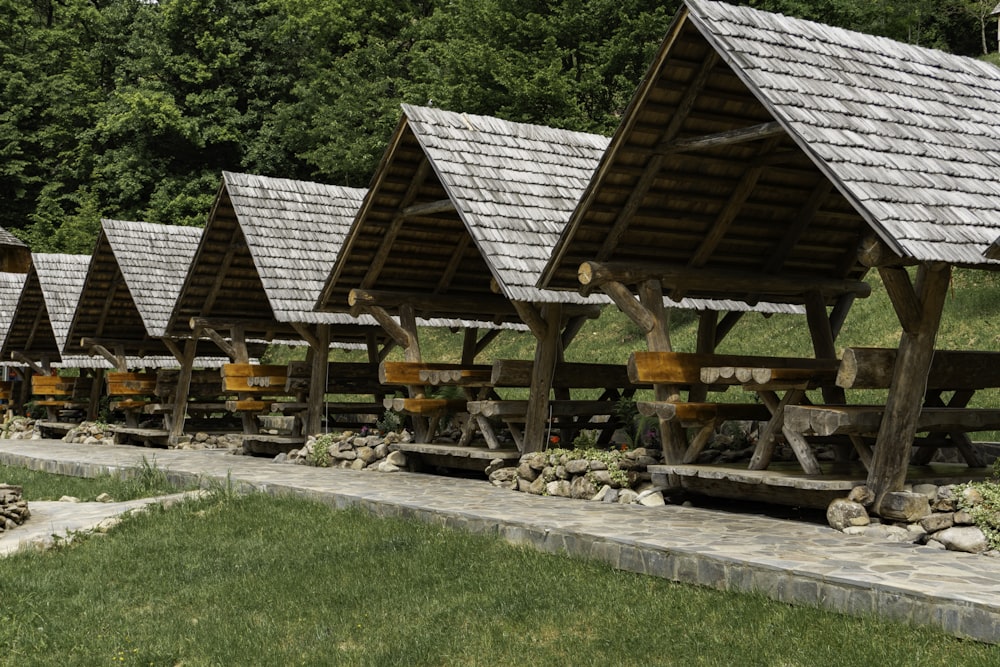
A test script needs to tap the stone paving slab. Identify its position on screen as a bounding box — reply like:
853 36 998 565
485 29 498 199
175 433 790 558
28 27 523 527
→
1 438 999 643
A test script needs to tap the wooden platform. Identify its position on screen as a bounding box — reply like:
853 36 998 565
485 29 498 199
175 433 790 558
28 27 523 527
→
242 434 306 456
36 420 78 438
649 462 992 510
392 442 521 473
112 427 170 447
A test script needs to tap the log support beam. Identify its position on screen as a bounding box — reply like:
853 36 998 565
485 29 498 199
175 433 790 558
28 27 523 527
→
168 338 199 445
523 304 562 453
869 263 952 510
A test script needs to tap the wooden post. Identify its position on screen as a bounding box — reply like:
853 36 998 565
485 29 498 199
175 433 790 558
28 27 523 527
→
523 303 561 453
638 279 686 464
306 324 330 436
168 338 198 446
461 328 478 365
87 369 104 421
805 291 851 461
398 303 428 441
690 312 719 402
869 263 951 509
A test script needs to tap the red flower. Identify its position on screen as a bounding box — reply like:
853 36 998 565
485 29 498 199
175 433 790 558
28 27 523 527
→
549 436 560 445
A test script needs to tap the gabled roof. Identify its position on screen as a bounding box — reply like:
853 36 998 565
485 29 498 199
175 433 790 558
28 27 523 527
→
0 226 31 273
168 171 515 341
0 272 26 366
64 220 228 363
319 104 798 319
166 172 382 341
541 0 1000 301
1 254 106 367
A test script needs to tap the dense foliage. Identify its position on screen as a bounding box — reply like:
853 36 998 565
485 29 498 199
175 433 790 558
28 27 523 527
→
1 0 995 253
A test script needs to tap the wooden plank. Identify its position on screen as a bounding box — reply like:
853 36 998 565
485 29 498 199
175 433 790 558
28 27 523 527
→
491 360 635 389
220 364 288 378
110 399 153 411
382 397 467 415
225 399 270 413
468 400 622 419
379 361 486 386
637 401 771 425
419 367 493 386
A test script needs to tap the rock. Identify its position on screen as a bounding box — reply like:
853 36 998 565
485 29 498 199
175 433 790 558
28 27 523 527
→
953 510 975 525
545 480 572 498
489 468 518 490
273 452 288 464
516 462 539 482
95 493 113 503
919 512 954 533
349 459 366 470
376 461 400 473
332 449 357 461
483 458 506 476
374 443 390 460
827 498 870 530
527 476 546 495
591 484 613 502
933 486 958 511
847 485 875 507
637 489 665 506
570 475 597 500
912 483 938 499
565 459 590 476
357 446 377 464
617 489 639 504
931 526 988 554
588 460 608 471
83 436 101 445
589 469 613 486
194 432 209 443
879 492 931 522
554 465 569 480
525 453 547 471
386 450 408 467
516 477 533 493
58 496 81 503
602 488 620 504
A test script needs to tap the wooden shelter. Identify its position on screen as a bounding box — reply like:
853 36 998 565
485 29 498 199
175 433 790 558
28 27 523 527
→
165 171 432 449
64 219 233 442
0 272 28 412
540 0 1000 507
317 104 796 454
0 226 31 273
0 254 113 428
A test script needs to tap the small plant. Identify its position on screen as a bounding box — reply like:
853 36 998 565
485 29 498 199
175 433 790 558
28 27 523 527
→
307 433 335 467
957 480 1000 550
572 430 597 450
376 408 403 434
613 396 660 449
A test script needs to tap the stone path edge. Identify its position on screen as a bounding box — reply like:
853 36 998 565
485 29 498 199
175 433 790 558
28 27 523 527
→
1 442 998 644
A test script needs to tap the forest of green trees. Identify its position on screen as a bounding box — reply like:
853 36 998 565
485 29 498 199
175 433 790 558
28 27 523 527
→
2 0 997 253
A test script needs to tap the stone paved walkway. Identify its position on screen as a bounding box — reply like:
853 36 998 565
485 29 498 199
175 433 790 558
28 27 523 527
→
1 438 998 643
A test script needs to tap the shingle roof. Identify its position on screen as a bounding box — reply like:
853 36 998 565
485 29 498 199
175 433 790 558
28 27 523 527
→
225 172 373 324
0 227 26 249
102 219 203 336
0 272 26 366
405 104 611 304
687 0 1000 266
322 104 799 316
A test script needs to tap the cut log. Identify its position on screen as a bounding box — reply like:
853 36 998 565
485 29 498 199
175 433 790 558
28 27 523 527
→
786 405 1000 437
467 400 622 420
225 399 270 413
382 397 467 415
637 401 772 425
629 351 833 385
837 347 1000 390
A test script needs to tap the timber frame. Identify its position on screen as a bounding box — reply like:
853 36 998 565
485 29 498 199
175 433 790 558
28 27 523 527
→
539 0 1000 507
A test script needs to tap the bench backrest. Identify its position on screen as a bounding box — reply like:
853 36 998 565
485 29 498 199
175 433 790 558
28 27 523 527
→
155 369 225 400
105 372 157 397
838 347 1000 390
221 364 290 395
491 360 635 388
31 375 75 398
378 362 490 386
286 361 383 395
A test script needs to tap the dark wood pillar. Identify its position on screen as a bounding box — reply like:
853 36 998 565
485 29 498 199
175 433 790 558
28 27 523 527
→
523 303 562 453
168 339 198 445
306 324 331 436
638 279 686 464
869 263 951 509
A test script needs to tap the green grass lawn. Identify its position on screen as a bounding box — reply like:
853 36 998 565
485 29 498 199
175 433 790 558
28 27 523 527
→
1 467 999 665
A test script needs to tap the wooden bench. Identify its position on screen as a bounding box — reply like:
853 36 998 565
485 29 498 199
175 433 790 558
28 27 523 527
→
31 375 84 420
105 372 159 428
628 351 844 471
380 360 640 449
790 347 1000 468
221 363 302 442
285 360 385 429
